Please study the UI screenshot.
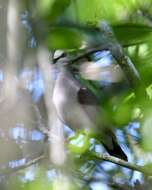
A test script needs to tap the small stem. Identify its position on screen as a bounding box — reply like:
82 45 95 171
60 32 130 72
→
92 152 151 176
0 154 45 176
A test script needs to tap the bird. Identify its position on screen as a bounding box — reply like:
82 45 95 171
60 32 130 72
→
52 66 128 161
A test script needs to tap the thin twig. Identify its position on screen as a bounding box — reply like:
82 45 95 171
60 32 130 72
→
92 152 151 176
68 46 108 63
34 105 50 136
0 154 45 176
108 182 131 190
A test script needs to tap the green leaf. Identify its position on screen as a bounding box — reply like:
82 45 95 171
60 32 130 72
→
36 0 55 15
113 24 152 46
46 28 82 50
67 0 137 24
141 108 152 152
84 23 152 47
68 132 90 154
37 0 71 21
112 92 135 126
142 163 152 176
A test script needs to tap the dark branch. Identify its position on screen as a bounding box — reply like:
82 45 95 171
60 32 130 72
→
98 22 141 89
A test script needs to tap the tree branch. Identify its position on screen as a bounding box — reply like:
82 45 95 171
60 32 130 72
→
67 41 143 64
37 47 66 166
0 154 45 176
108 182 132 190
68 46 108 63
54 22 141 91
98 22 141 89
92 152 151 176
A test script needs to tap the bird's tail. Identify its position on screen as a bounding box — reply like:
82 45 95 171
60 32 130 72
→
97 129 128 161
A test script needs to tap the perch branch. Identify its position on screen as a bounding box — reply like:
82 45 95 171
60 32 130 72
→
92 152 151 176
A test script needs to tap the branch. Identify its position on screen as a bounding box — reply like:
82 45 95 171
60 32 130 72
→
92 152 151 176
0 154 45 176
55 22 141 91
67 41 145 64
108 182 132 190
4 0 26 101
37 47 66 166
34 105 50 137
98 22 141 89
68 46 108 63
85 177 132 190
55 43 141 65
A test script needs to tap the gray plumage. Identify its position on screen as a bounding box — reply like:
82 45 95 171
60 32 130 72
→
52 67 127 161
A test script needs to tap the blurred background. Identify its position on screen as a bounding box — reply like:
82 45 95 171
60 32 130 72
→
1 0 152 189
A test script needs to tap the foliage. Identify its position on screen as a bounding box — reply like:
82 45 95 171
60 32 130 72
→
1 0 152 190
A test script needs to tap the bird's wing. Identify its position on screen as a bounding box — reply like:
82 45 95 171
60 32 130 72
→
77 87 98 105
53 67 127 160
